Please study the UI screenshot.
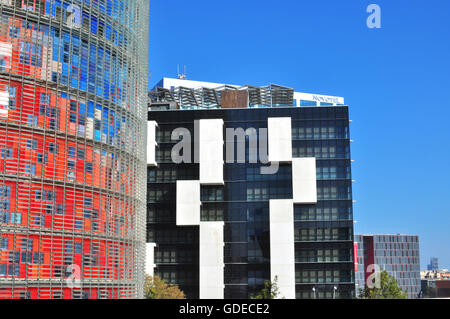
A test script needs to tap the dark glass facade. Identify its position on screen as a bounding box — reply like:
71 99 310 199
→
148 106 355 299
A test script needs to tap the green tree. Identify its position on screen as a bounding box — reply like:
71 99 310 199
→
144 275 186 299
359 271 408 299
251 276 283 299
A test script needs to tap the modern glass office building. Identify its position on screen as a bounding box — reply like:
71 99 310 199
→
147 79 356 299
0 0 148 299
355 234 421 299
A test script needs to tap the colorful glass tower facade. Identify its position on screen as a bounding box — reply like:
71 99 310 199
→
0 0 148 299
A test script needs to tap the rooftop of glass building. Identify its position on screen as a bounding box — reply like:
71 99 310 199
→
149 77 345 110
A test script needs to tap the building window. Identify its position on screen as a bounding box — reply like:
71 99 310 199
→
84 197 92 207
77 148 85 160
68 147 76 158
300 100 317 107
26 139 38 150
201 187 224 202
34 215 42 226
75 219 83 230
10 213 21 225
1 148 12 159
0 237 8 250
21 239 33 251
25 164 36 175
37 153 48 164
85 162 93 173
52 291 63 299
75 242 82 254
56 204 64 215
18 291 31 299
20 41 42 67
48 142 58 154
68 160 75 170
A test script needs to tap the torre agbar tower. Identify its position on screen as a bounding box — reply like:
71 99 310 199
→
0 0 149 299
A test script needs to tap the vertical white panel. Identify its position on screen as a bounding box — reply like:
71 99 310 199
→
147 121 158 166
199 119 224 185
269 200 296 299
176 181 201 226
0 42 12 57
268 117 292 163
145 243 157 277
86 117 94 139
0 91 9 118
292 158 317 204
199 222 225 299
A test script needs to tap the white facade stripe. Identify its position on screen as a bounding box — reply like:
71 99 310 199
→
176 179 225 298
268 117 293 163
269 199 296 299
292 158 318 204
199 119 224 185
199 222 225 299
147 121 158 166
145 243 157 277
176 180 201 226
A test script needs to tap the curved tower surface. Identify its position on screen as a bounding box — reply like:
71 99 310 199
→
0 0 148 299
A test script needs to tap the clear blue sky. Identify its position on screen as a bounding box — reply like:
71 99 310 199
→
148 0 450 270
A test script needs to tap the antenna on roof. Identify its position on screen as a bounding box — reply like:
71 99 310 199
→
177 64 187 80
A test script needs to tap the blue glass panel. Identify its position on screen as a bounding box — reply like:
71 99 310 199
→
87 101 95 118
91 17 98 34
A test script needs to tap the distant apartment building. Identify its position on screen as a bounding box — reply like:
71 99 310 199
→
355 234 421 299
146 77 355 299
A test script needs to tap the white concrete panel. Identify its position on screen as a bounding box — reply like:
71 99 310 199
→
292 158 317 204
147 121 158 166
268 117 292 163
95 107 102 120
269 200 296 299
0 91 9 118
0 42 12 57
145 243 157 277
86 118 94 139
176 181 201 226
199 119 224 185
199 222 225 299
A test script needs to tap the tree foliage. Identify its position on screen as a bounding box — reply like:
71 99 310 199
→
251 276 282 299
359 271 408 299
144 275 186 299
